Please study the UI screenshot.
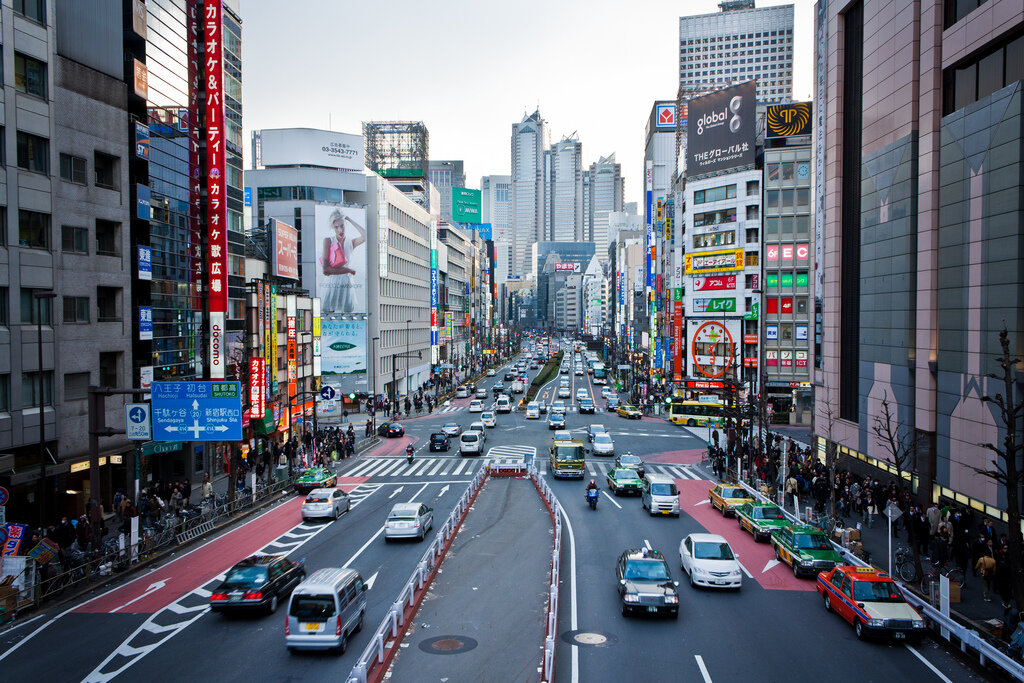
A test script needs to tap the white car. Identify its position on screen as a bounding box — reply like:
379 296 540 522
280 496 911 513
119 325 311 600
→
525 402 541 419
459 431 483 456
679 533 743 589
601 387 613 399
486 369 496 377
442 422 461 437
469 400 484 413
575 368 584 376
475 388 488 399
468 422 487 442
384 502 433 541
576 388 588 401
587 424 606 441
558 387 571 399
456 386 470 398
550 400 567 415
592 432 614 456
301 488 350 522
481 411 496 427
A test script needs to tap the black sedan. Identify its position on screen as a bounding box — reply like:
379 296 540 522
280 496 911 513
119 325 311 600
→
504 372 515 381
210 554 305 614
429 432 451 451
377 422 405 438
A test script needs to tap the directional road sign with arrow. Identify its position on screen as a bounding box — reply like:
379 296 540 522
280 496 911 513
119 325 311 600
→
151 381 243 441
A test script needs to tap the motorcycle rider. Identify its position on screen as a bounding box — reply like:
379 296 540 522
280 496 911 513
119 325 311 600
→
586 479 599 493
406 444 415 465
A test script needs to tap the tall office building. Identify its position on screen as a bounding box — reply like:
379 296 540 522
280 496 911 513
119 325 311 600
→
511 110 547 277
481 174 512 286
545 135 583 242
817 0 1024 518
429 160 465 223
678 1 794 103
586 154 624 253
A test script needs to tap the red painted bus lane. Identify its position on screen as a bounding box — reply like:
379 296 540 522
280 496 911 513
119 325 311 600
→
675 479 814 592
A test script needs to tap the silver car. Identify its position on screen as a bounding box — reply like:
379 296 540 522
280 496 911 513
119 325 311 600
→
301 488 350 522
384 502 434 541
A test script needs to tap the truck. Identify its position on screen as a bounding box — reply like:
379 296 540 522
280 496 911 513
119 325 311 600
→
549 440 587 479
511 380 525 394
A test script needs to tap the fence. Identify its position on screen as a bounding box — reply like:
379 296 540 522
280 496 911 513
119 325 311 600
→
736 480 1024 681
346 467 487 683
530 464 563 683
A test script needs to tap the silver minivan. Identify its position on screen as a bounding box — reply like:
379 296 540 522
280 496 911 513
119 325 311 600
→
286 567 366 653
641 473 680 517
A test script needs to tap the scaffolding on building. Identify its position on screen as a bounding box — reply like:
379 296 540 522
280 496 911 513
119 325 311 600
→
362 121 429 176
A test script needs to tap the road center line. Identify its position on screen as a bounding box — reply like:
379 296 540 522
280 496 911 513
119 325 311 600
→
343 482 430 569
695 655 713 683
904 645 954 683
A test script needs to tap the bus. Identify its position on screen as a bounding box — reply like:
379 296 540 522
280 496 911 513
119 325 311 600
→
592 363 607 385
668 399 728 427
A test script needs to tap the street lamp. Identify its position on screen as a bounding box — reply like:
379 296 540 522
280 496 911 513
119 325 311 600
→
34 290 56 526
371 336 379 432
405 319 412 398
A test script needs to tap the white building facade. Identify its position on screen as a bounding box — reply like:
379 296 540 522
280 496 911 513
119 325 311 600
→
511 110 547 277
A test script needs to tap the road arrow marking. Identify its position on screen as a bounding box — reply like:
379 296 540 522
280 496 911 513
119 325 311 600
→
389 486 404 499
694 500 710 506
365 571 379 591
437 485 449 497
109 580 169 613
762 560 780 574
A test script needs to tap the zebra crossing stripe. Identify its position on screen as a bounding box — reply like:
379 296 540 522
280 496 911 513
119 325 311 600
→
426 459 446 476
408 458 433 476
452 459 469 475
347 459 377 477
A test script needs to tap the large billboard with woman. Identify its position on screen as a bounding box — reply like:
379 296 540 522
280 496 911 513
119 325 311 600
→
315 205 368 315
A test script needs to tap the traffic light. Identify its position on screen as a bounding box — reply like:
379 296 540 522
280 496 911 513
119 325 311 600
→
664 396 672 404
348 392 356 400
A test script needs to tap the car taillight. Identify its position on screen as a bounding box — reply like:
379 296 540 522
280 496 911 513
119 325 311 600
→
211 593 228 601
243 591 263 600
336 616 343 636
285 614 290 635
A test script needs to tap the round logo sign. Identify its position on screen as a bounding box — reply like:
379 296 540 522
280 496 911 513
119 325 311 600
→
0 485 8 506
690 321 736 379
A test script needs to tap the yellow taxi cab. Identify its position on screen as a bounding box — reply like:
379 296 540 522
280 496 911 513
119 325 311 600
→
615 404 642 420
708 483 754 517
816 565 926 642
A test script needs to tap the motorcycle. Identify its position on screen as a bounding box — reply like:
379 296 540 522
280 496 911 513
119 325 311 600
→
406 445 415 465
586 488 599 510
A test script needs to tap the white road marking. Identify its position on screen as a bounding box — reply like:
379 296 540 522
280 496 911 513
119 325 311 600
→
905 645 954 683
694 499 711 506
0 613 64 662
344 482 430 569
364 571 380 590
601 491 622 509
389 486 405 499
736 561 753 579
108 580 170 614
560 504 580 683
762 560 781 573
695 655 713 683
643 539 652 550
437 485 450 497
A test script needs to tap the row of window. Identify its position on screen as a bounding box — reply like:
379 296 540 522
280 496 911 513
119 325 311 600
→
943 32 1024 115
766 162 810 183
765 189 811 211
60 151 120 188
0 355 123 412
681 29 793 45
0 287 122 325
764 215 811 236
765 296 809 316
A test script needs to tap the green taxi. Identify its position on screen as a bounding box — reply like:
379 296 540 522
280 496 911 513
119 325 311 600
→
606 467 643 496
770 524 845 578
735 502 789 542
293 467 337 494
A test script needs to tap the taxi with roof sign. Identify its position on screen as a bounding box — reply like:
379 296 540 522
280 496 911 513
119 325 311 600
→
734 501 789 542
770 524 845 577
708 483 754 517
817 565 926 642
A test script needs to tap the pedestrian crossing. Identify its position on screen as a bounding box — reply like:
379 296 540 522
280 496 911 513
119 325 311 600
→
432 404 608 415
340 456 705 481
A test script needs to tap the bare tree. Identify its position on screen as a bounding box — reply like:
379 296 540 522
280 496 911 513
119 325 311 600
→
871 390 917 488
818 385 840 524
971 326 1024 609
224 339 249 505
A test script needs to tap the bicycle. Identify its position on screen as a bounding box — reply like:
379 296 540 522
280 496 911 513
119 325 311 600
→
894 546 918 582
920 561 965 595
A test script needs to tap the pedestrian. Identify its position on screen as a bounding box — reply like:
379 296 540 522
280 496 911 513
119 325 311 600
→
976 548 997 601
201 473 213 502
864 493 877 529
169 487 182 514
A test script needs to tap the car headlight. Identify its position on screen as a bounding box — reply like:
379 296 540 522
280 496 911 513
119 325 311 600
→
664 595 678 604
624 594 640 603
913 620 926 628
730 570 742 577
867 619 885 627
800 560 813 566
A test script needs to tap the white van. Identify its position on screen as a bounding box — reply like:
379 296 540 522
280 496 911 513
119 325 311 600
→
641 474 680 517
286 568 367 653
495 396 512 414
526 401 540 419
460 431 483 456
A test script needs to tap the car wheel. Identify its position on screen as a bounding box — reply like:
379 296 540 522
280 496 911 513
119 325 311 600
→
621 603 630 617
855 619 866 640
333 508 339 521
792 562 800 578
690 572 698 589
354 610 364 633
337 633 348 654
774 545 782 561
268 594 278 614
823 593 831 612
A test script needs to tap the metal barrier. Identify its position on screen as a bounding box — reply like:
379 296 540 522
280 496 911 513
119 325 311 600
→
489 458 529 477
347 468 488 683
530 465 562 683
737 481 1024 681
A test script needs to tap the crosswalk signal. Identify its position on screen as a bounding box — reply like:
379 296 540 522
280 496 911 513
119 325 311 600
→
348 392 356 400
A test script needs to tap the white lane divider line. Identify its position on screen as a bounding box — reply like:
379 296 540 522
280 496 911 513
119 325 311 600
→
905 645 954 683
736 561 753 579
695 655 713 683
643 539 652 550
601 491 622 509
0 613 64 663
343 482 430 569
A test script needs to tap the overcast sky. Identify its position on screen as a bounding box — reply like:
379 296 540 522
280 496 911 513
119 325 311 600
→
242 0 815 208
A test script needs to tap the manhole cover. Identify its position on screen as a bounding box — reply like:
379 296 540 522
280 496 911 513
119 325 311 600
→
574 632 607 645
418 635 478 655
561 629 617 648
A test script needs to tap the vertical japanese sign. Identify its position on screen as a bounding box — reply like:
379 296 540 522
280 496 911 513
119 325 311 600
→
286 296 297 399
673 288 683 383
187 2 202 311
312 299 322 379
204 0 228 379
645 161 653 288
429 222 439 364
249 357 264 420
269 286 278 393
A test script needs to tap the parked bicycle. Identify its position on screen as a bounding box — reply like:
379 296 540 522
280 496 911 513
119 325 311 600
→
894 546 918 582
920 561 965 595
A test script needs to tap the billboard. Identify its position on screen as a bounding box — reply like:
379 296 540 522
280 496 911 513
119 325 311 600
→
687 319 742 380
259 128 363 171
315 205 368 315
692 275 736 291
686 81 756 177
554 262 581 273
451 187 482 223
321 319 367 375
656 103 676 129
271 219 299 280
684 249 744 274
766 102 812 138
204 0 228 379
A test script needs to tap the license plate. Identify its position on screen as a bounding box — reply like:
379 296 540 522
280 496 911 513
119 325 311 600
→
894 632 905 639
229 594 241 602
715 581 726 585
303 622 322 632
647 606 658 613
661 511 671 515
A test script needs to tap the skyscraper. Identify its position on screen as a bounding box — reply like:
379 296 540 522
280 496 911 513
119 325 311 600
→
481 174 512 285
545 135 583 242
511 110 547 277
586 154 624 255
429 160 465 223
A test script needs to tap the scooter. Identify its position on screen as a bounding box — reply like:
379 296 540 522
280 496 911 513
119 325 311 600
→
586 488 599 510
406 445 415 465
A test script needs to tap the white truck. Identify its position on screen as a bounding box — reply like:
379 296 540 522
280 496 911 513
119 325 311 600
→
511 380 525 394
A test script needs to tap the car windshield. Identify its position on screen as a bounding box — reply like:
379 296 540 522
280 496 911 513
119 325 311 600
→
725 488 749 499
624 559 670 581
755 506 784 520
794 533 831 550
595 435 612 444
853 581 905 603
612 469 635 480
482 413 494 419
554 445 583 461
224 565 267 585
289 594 336 620
431 434 446 442
651 483 678 496
444 424 458 430
694 542 735 560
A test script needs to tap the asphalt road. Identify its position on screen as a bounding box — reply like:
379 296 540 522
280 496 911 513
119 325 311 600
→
0 349 993 682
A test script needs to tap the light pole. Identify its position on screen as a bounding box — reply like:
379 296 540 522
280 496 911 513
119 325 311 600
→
35 290 56 526
371 336 379 432
405 319 412 398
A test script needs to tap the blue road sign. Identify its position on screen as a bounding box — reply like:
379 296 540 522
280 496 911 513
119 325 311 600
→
151 381 243 441
320 385 336 400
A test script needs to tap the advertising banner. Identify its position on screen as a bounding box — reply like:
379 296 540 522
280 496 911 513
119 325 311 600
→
796 350 808 367
267 285 276 393
312 299 322 378
249 358 264 420
272 219 299 280
673 297 683 382
692 298 736 314
686 81 756 177
135 121 150 159
204 0 228 379
3 523 27 557
687 319 741 380
136 184 151 221
139 306 153 341
656 103 676 129
654 338 663 369
766 102 812 138
138 245 152 281
451 187 482 223
476 223 492 240
692 275 736 291
315 205 368 315
554 262 581 272
259 128 363 171
684 249 744 274
320 319 367 376
287 311 297 399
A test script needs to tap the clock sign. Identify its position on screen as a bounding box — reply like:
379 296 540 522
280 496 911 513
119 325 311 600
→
690 321 736 379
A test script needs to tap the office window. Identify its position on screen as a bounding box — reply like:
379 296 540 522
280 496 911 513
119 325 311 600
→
63 296 89 324
96 287 121 322
0 206 6 246
14 53 46 98
95 220 120 256
0 287 7 325
59 154 86 184
0 127 5 165
64 372 90 400
746 205 759 220
0 375 8 411
17 131 49 174
14 0 45 23
94 151 118 189
18 210 50 249
62 225 88 254
21 289 52 324
746 180 759 196
22 371 53 406
943 33 1024 114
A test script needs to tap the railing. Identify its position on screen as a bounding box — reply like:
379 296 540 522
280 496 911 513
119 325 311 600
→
531 465 562 683
347 468 487 683
737 480 1024 681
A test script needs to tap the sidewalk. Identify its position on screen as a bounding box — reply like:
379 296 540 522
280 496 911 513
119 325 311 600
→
385 477 551 682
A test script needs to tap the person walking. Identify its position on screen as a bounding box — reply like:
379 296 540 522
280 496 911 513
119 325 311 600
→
976 549 997 602
201 473 213 503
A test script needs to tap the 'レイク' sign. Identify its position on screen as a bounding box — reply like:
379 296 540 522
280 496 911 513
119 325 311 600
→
204 0 228 378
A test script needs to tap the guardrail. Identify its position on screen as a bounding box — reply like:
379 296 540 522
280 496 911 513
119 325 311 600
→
347 467 488 683
530 465 562 683
737 480 1024 681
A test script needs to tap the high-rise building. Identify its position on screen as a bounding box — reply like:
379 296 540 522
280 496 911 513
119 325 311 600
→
645 101 678 226
545 136 583 242
481 174 512 286
678 2 794 104
817 0 1024 517
586 154 624 255
511 110 547 277
429 160 465 223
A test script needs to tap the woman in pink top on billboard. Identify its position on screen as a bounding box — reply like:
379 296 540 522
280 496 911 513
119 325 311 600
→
320 208 366 313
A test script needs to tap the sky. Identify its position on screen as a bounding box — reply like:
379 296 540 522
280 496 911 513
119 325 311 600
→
242 0 815 208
